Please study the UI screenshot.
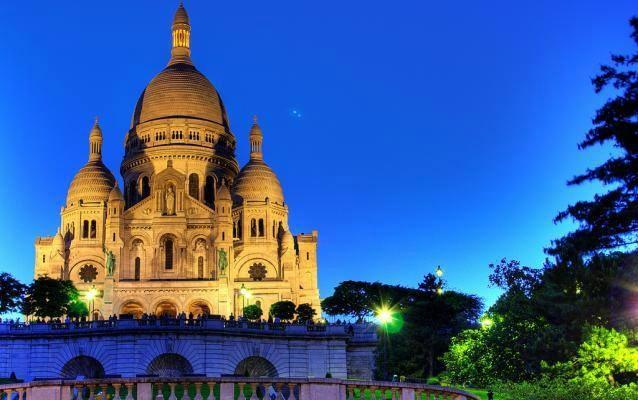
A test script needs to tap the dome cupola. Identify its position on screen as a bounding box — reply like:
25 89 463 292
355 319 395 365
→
232 117 284 205
66 119 116 206
129 4 229 130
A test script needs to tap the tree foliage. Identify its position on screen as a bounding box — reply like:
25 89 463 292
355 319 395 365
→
21 277 81 319
444 253 638 385
0 272 26 315
549 17 638 257
322 275 482 379
243 304 263 321
295 303 316 323
269 301 296 321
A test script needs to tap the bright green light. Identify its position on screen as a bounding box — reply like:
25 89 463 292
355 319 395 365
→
437 287 444 295
435 266 444 277
376 308 393 325
480 315 494 329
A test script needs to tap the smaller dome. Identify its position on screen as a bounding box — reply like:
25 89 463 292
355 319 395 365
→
108 183 124 202
232 159 284 205
232 118 284 204
67 160 116 205
52 229 65 251
216 180 231 202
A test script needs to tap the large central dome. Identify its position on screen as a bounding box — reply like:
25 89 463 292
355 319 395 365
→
129 4 229 130
130 63 229 129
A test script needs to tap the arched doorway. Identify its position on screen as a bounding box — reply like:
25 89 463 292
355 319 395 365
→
146 353 194 377
188 300 211 317
154 300 178 317
61 356 105 379
234 356 278 377
120 301 145 318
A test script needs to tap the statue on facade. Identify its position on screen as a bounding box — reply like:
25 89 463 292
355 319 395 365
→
105 250 116 277
165 186 176 215
218 248 228 276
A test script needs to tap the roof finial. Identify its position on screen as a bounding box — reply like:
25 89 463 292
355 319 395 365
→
169 3 192 66
88 118 103 161
94 116 99 126
253 115 258 124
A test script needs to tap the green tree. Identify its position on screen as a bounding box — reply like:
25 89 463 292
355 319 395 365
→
321 281 374 319
23 277 81 319
269 301 296 321
295 303 317 323
243 304 263 321
549 17 638 257
0 272 26 315
442 328 495 387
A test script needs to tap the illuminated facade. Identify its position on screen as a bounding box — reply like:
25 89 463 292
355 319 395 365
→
34 4 321 320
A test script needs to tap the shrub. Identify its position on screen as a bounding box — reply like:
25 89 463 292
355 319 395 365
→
243 304 263 321
269 301 296 321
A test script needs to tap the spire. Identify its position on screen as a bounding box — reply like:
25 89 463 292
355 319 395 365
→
169 3 192 65
89 117 103 161
249 115 263 161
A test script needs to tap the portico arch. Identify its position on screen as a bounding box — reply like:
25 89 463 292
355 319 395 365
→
187 299 212 316
120 300 145 318
153 299 179 317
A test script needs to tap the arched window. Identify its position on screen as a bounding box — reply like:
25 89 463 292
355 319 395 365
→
42 254 46 263
238 215 242 239
204 176 215 207
251 219 257 237
83 220 89 239
134 257 141 281
258 219 264 237
165 239 174 270
222 232 225 241
141 176 150 199
128 181 137 205
198 256 204 279
233 222 237 239
188 173 199 199
90 220 97 239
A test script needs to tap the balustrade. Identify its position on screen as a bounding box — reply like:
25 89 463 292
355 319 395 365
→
0 378 478 400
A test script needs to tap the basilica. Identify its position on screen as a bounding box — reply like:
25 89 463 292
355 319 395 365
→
34 4 320 321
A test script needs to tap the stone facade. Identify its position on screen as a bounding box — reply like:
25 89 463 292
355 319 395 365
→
0 322 377 381
33 4 320 320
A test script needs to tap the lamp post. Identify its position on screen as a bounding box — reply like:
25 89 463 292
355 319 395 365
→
239 284 251 317
86 285 97 321
435 265 444 278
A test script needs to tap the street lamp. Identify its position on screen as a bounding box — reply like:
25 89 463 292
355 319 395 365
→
435 266 444 278
86 285 98 320
239 284 251 316
375 307 394 325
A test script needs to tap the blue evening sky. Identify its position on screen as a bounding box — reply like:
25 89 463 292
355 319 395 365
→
0 1 636 308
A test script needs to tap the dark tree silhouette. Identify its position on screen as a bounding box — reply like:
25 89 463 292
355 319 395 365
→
549 17 638 257
0 272 26 315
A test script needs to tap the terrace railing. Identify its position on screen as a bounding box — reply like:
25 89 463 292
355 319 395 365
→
0 377 479 400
